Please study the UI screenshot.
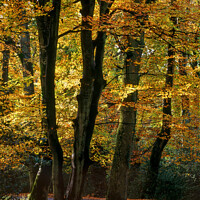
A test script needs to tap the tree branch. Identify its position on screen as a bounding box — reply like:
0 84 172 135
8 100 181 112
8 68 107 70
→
58 25 81 39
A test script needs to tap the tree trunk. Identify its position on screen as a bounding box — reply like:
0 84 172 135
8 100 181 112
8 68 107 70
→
141 42 175 199
30 1 64 200
18 3 51 195
2 47 10 83
20 22 34 96
107 0 156 198
29 164 40 191
107 33 144 200
190 50 200 133
28 159 52 200
0 42 10 116
66 1 113 200
179 52 190 125
19 16 39 192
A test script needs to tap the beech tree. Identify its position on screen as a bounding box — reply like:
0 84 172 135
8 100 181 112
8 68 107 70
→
141 0 199 198
2 43 9 84
19 22 34 96
29 1 64 200
18 2 37 190
107 1 155 199
0 40 10 116
142 41 175 198
107 27 144 200
0 0 199 199
66 1 114 199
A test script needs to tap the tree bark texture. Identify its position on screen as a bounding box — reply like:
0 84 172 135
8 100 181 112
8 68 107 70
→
20 22 34 96
107 0 156 198
66 1 113 200
107 33 144 200
28 164 40 191
142 42 175 199
28 159 52 200
34 1 64 200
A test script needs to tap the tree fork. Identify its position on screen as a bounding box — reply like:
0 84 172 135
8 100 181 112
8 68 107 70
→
66 1 113 199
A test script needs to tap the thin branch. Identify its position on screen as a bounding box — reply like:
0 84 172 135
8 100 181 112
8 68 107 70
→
58 25 81 39
105 74 120 86
105 71 167 87
95 120 164 126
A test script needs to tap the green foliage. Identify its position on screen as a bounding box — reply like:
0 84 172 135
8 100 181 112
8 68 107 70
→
0 166 29 198
154 161 200 200
155 166 187 200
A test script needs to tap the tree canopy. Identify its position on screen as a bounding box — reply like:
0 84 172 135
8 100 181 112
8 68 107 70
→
0 0 200 200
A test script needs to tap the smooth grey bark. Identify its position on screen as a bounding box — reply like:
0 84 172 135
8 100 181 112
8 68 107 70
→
107 34 144 200
107 1 155 199
66 1 113 200
29 1 64 200
141 42 175 199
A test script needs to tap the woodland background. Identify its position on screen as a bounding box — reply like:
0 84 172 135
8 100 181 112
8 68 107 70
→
0 0 200 200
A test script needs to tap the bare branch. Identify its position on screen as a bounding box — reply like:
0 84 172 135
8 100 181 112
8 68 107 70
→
58 25 81 39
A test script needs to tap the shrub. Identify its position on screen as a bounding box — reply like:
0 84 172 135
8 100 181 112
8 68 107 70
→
0 166 29 198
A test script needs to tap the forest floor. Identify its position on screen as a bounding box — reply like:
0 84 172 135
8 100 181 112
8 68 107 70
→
7 194 152 200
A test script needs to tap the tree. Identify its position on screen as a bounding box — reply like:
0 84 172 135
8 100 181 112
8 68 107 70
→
107 1 155 199
142 41 175 198
0 0 199 199
29 158 52 200
29 1 64 200
107 29 144 200
17 1 38 190
0 39 10 116
66 1 114 199
19 22 34 96
141 0 200 197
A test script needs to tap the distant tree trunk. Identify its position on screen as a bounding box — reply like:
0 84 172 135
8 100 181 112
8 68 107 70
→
141 42 175 199
19 22 34 96
190 50 199 132
179 52 190 125
29 1 64 200
29 163 40 191
66 1 113 200
107 33 144 200
0 42 10 116
29 158 52 200
19 17 38 191
2 46 10 83
15 1 39 190
190 50 200 77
